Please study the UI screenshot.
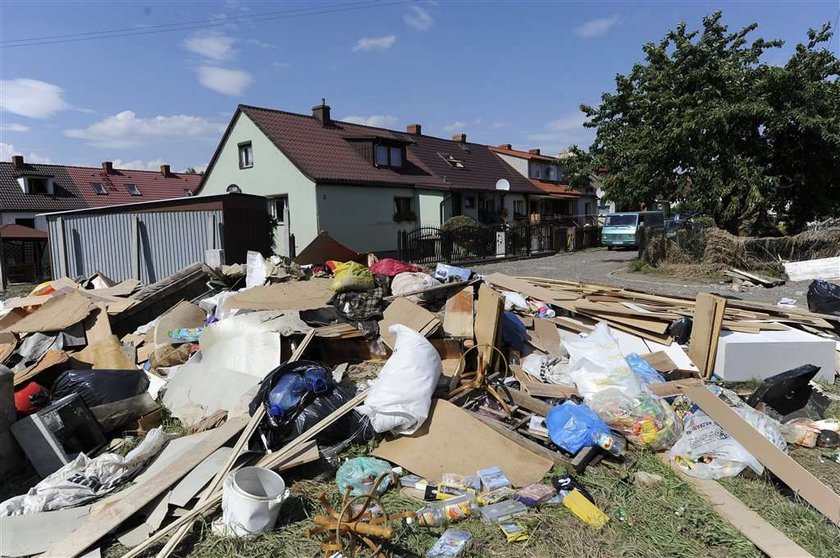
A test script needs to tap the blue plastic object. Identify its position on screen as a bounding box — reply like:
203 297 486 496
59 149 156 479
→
625 353 665 386
546 401 612 455
501 311 527 351
267 374 308 417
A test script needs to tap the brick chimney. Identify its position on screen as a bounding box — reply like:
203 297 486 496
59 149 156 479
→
407 123 422 136
498 143 512 150
312 98 331 126
452 133 467 143
529 148 541 155
160 164 172 178
11 155 24 169
102 161 114 174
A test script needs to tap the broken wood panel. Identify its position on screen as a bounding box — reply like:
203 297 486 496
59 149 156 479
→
687 292 727 377
6 291 94 334
681 383 840 527
379 297 440 349
442 285 475 340
474 283 503 373
472 412 570 467
532 318 562 354
483 273 579 302
83 304 112 345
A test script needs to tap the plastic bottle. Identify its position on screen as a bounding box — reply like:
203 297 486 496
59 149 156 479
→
594 431 626 457
267 374 307 417
407 495 479 527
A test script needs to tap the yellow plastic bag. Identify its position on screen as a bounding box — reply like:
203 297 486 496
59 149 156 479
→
329 261 374 292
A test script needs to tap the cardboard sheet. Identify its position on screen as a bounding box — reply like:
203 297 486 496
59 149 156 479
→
0 506 91 557
74 335 135 369
0 331 16 363
373 399 553 487
14 349 70 386
225 278 334 312
6 291 94 334
379 297 440 348
153 301 206 347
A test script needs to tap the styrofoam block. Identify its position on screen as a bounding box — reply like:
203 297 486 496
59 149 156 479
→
713 328 836 383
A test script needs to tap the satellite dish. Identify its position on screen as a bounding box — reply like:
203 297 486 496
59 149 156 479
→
495 178 510 191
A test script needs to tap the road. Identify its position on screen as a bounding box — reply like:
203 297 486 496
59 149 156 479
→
471 247 811 307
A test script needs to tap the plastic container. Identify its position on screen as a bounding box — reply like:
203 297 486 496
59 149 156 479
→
409 494 479 527
267 374 308 417
220 467 288 537
479 499 528 523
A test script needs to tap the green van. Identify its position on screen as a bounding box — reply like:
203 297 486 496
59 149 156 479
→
601 211 665 249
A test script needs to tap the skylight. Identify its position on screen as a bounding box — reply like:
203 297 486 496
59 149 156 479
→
91 182 107 195
125 183 141 196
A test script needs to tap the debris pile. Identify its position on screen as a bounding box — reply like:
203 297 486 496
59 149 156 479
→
1 246 840 558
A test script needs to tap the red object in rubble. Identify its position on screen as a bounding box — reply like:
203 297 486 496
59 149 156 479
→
14 381 49 415
369 258 422 277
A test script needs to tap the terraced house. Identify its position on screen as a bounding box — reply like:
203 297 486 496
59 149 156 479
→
197 101 547 256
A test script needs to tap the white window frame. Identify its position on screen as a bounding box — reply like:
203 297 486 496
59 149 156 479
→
238 141 254 169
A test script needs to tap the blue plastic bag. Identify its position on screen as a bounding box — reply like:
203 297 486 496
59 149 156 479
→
625 353 665 386
546 401 612 454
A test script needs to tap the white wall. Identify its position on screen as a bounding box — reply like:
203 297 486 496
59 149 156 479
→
316 184 419 253
495 153 528 177
503 194 527 221
0 212 47 231
199 112 319 255
417 190 446 227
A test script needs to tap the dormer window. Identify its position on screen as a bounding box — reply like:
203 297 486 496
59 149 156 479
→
545 166 555 181
374 144 403 168
17 176 54 195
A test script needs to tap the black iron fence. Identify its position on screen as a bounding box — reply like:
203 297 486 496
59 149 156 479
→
398 223 602 265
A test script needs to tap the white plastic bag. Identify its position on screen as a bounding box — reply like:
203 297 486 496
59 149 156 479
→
245 251 268 289
564 322 642 399
521 354 575 386
359 324 442 435
668 387 787 479
390 272 441 302
502 291 529 312
0 428 168 516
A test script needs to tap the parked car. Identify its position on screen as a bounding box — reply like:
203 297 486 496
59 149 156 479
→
601 211 665 249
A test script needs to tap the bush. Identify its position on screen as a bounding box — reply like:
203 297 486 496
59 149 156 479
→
441 215 481 231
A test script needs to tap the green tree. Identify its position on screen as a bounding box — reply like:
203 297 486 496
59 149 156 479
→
577 12 839 234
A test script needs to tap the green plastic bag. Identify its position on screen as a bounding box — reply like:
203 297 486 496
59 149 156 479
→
330 261 374 292
335 456 393 496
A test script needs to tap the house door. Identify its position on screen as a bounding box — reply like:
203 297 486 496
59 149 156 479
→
269 196 290 257
451 192 463 217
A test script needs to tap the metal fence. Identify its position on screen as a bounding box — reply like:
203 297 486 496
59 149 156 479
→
398 223 602 265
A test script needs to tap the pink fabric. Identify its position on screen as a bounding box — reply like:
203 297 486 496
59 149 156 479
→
369 258 422 277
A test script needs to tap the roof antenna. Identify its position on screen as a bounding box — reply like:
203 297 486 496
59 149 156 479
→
321 98 326 106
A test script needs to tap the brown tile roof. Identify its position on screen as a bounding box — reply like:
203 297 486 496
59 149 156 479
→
0 223 48 239
489 145 557 162
200 105 541 195
0 162 201 213
529 179 583 199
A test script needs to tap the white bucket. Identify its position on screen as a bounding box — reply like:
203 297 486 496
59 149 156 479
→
219 466 287 538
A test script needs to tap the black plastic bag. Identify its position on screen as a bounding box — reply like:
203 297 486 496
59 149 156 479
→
249 360 375 451
807 280 840 315
52 369 149 408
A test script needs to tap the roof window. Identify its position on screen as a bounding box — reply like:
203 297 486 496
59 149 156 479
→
125 183 141 196
91 182 107 195
439 153 465 169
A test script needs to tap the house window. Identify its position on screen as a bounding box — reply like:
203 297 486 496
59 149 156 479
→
238 142 254 169
374 144 403 168
464 196 475 209
393 197 415 222
513 200 525 218
28 177 50 194
269 196 288 225
125 183 141 196
439 153 465 169
375 145 389 166
90 182 107 195
545 166 555 181
15 218 35 229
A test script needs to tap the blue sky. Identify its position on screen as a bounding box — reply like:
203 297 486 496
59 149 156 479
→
1 0 838 171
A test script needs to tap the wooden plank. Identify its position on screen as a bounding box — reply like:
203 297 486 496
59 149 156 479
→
522 381 580 399
640 351 678 373
83 303 112 345
474 284 503 373
442 286 475 339
550 316 594 335
784 256 840 282
379 297 440 349
382 278 479 302
648 378 704 397
42 416 249 558
483 273 579 302
687 293 726 378
532 318 562 354
506 386 552 416
681 383 840 527
472 412 570 467
661 455 814 558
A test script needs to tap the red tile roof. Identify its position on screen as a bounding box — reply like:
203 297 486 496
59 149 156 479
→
199 105 541 195
0 223 48 239
489 145 557 162
529 179 582 199
0 162 202 213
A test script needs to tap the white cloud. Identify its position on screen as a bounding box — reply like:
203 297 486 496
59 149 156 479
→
342 115 399 128
353 34 396 52
0 142 51 163
110 158 167 171
526 112 593 151
1 123 30 132
196 66 253 96
575 16 619 38
65 110 224 148
443 121 466 133
404 6 433 30
184 31 235 62
0 78 70 119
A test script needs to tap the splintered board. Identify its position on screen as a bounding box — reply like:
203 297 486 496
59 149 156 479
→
379 297 440 349
442 285 475 340
688 293 727 378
